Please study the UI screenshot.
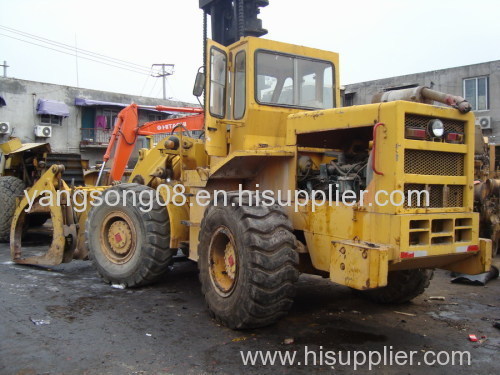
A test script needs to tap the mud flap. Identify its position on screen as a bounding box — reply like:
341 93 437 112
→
442 238 492 275
330 239 389 290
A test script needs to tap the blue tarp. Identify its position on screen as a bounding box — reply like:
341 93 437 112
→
74 98 176 114
74 98 129 108
0 96 6 107
36 99 69 117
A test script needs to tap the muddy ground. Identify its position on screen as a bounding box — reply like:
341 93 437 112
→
0 231 499 375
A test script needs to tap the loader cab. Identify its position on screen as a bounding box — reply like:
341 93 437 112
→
202 37 341 158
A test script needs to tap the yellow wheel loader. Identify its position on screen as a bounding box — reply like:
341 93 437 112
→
80 1 492 329
8 1 493 330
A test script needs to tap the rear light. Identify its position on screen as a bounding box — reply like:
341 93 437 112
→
405 128 427 140
467 245 479 252
445 132 464 143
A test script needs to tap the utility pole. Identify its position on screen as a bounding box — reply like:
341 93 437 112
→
151 64 174 100
1 61 9 77
74 34 79 87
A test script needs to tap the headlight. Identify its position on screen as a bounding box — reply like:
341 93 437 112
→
428 119 444 138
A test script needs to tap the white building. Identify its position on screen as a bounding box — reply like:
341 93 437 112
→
0 77 197 165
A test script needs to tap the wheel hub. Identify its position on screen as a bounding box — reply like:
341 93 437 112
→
208 227 238 296
100 212 137 264
224 242 236 280
107 220 132 255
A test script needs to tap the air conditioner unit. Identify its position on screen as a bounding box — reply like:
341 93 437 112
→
476 116 492 130
0 121 10 134
34 125 52 138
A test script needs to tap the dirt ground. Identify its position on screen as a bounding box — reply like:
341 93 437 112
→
0 231 498 375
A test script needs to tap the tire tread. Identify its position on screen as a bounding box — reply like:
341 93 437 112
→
0 176 25 242
85 184 174 287
198 191 299 329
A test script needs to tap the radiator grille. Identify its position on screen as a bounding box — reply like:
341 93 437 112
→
448 185 464 207
405 114 465 141
404 149 464 176
404 184 464 208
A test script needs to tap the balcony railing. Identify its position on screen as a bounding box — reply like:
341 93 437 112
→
80 128 112 147
80 128 204 148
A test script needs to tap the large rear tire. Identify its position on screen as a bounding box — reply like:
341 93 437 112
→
356 269 434 304
85 184 174 287
0 176 25 242
198 193 299 329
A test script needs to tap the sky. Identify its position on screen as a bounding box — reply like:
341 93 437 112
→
1 0 499 104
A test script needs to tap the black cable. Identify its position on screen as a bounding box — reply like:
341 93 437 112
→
170 124 190 136
0 33 150 76
0 25 151 73
203 11 207 71
203 11 207 107
298 165 311 182
118 128 138 146
196 96 203 109
329 160 348 176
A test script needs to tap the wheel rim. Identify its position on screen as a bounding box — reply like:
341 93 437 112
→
208 226 238 297
100 211 137 264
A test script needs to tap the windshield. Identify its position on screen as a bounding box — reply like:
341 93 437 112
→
255 51 334 110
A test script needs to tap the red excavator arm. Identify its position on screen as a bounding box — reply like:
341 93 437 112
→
97 103 204 184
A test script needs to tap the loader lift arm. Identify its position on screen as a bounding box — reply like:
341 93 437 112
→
98 103 204 184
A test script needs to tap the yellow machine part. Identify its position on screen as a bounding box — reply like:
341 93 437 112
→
8 34 492 292
10 164 107 265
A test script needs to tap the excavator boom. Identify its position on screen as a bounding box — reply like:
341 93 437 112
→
101 103 204 183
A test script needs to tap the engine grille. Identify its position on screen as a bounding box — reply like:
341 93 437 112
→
405 114 465 141
404 149 464 176
448 185 464 207
404 184 464 208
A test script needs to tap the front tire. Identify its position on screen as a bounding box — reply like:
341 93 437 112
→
198 193 299 329
85 184 174 287
356 269 434 304
0 176 25 242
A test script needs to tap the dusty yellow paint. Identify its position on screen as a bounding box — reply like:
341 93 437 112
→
330 239 389 290
10 166 106 265
118 36 490 287
7 35 486 288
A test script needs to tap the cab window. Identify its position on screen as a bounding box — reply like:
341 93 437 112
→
209 47 227 118
256 51 334 110
233 51 246 119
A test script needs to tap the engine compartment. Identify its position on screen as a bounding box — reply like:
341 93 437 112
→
297 141 371 201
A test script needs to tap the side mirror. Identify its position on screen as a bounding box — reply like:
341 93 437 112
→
193 71 206 97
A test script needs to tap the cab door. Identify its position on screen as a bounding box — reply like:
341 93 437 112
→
227 44 247 154
205 39 229 157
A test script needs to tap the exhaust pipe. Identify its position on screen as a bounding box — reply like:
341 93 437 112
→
372 86 472 114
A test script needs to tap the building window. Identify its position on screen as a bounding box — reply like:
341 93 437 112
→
148 113 167 122
40 114 62 125
102 109 118 129
464 77 488 111
344 92 355 107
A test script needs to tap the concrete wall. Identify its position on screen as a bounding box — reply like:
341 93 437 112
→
344 60 500 143
0 77 197 165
